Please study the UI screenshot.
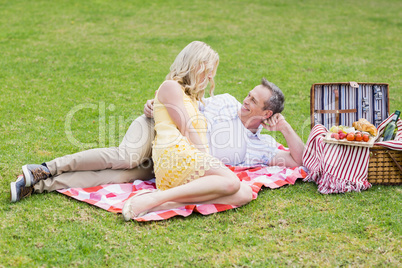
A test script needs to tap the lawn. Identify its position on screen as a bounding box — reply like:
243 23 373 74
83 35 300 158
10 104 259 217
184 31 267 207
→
1 0 401 267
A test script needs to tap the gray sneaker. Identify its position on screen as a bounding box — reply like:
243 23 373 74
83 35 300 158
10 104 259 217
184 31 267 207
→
10 176 34 202
22 164 51 187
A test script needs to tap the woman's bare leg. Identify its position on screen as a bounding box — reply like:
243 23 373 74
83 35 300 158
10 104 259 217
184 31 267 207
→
148 183 253 212
123 166 253 217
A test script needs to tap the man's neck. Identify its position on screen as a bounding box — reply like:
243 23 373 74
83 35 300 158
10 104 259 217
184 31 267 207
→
239 116 261 134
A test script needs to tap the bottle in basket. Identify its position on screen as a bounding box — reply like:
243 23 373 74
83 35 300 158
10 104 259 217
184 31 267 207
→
383 110 400 141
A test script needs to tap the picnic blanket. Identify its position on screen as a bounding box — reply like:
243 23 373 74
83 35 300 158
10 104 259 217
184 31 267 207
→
57 144 307 221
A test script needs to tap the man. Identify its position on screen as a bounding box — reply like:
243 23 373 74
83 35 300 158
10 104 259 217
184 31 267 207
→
10 78 304 202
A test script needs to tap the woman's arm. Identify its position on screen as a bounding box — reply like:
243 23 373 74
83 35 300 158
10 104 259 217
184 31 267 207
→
157 81 207 152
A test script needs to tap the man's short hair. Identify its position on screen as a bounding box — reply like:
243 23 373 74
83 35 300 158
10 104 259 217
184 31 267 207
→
261 78 285 114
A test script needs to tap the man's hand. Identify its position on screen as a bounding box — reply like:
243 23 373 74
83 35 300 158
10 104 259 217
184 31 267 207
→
144 90 159 118
144 99 154 118
262 113 288 132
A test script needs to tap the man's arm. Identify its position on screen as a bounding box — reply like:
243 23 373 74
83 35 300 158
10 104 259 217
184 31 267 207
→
263 114 305 167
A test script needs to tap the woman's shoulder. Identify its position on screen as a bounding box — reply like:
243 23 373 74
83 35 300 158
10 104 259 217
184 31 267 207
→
157 80 184 103
160 80 182 88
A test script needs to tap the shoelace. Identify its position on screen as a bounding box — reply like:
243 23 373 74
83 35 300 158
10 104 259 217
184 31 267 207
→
32 168 50 180
20 186 33 199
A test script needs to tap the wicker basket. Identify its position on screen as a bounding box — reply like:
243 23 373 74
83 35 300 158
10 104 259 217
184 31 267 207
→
368 146 402 185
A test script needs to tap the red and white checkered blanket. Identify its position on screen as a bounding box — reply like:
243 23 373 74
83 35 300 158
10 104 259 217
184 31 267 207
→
57 145 307 221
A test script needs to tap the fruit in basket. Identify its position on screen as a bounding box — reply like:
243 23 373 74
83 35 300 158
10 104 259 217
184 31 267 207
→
329 125 374 143
362 133 369 142
339 129 347 134
343 126 355 134
330 125 357 133
352 118 378 136
346 133 355 141
330 126 339 133
355 133 363 141
328 125 373 143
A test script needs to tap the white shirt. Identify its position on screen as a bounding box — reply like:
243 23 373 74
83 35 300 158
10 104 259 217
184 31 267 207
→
199 94 278 166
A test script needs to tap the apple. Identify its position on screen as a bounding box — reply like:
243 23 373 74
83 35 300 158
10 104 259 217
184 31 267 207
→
333 133 340 140
339 132 346 140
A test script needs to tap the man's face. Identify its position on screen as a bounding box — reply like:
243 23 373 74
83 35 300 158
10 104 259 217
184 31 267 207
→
239 85 272 123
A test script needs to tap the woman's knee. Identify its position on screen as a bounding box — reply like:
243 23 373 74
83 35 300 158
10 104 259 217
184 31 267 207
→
219 171 241 195
205 166 241 194
234 184 253 206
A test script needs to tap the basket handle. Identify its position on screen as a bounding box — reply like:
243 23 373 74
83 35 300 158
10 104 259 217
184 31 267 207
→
386 151 402 175
349 81 359 88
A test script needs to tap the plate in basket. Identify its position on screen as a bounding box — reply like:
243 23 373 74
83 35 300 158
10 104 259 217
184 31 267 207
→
323 133 376 148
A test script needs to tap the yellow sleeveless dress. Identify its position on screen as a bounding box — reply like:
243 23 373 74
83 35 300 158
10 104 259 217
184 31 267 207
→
152 82 217 190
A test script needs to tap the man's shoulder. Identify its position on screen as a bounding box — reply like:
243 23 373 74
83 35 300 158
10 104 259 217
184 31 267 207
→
212 93 237 100
207 93 240 106
201 93 241 121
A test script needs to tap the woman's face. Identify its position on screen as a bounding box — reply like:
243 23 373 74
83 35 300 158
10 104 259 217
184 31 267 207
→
201 62 217 83
197 66 214 86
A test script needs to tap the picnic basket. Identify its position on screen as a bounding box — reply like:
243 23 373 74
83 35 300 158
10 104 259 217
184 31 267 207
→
310 82 402 185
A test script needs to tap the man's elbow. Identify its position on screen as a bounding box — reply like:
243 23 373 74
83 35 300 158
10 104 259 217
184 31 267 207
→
286 154 303 168
285 160 300 168
291 155 304 167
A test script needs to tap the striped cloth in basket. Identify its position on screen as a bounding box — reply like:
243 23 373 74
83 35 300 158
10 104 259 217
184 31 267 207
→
303 113 402 194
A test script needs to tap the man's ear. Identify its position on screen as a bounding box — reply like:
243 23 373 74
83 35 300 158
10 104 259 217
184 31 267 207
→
264 110 273 120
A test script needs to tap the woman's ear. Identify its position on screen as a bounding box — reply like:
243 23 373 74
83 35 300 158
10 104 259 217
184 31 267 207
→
207 71 213 80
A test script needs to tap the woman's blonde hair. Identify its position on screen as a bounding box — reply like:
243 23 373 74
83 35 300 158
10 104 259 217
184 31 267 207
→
165 41 219 101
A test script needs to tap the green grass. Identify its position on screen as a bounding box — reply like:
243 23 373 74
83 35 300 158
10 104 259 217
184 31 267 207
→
1 0 401 266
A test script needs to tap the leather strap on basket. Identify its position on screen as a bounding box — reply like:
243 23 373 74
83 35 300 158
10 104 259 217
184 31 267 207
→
386 151 402 175
314 88 357 125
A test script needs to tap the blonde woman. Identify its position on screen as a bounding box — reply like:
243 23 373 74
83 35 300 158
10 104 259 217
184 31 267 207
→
122 41 253 220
